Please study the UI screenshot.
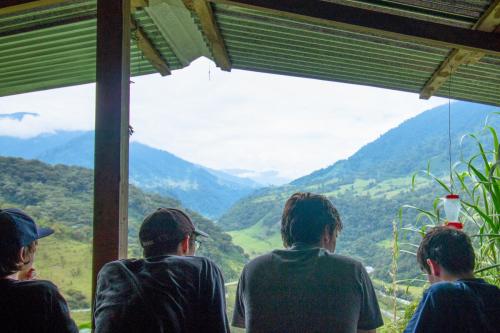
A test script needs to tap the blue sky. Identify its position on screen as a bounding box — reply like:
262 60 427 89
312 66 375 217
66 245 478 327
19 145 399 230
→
0 57 447 179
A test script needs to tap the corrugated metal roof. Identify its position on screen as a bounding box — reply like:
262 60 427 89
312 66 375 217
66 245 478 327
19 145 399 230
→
323 0 492 28
208 2 499 106
0 0 499 106
0 0 182 96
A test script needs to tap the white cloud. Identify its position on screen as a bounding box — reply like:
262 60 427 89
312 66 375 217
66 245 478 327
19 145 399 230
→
0 85 95 138
0 57 447 178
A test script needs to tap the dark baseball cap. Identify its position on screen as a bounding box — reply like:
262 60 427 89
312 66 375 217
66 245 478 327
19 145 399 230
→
139 208 209 247
0 208 54 247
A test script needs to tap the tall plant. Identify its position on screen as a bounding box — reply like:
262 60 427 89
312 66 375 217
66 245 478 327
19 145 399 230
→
385 116 500 333
401 117 500 285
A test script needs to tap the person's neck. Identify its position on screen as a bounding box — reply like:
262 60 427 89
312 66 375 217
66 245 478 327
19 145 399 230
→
451 272 475 281
437 271 475 283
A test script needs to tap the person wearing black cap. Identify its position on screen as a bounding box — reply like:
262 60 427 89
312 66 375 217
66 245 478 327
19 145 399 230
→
0 208 78 333
94 208 230 333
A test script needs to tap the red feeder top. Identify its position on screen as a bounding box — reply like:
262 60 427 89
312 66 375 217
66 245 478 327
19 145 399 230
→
445 194 460 199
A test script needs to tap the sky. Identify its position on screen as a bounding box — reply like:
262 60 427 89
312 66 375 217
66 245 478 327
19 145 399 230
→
0 57 447 179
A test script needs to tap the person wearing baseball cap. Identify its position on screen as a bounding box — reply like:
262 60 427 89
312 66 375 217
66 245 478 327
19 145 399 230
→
94 208 230 333
0 208 78 333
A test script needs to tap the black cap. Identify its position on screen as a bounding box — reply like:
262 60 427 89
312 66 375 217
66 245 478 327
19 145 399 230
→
0 208 54 247
139 208 209 248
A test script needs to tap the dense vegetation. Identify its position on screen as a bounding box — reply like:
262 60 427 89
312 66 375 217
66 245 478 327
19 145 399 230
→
220 102 500 285
0 131 260 218
0 156 247 309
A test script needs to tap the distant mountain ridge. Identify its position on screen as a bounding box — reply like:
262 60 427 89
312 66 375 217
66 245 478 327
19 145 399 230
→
218 101 500 282
293 101 499 186
0 131 261 218
0 112 39 121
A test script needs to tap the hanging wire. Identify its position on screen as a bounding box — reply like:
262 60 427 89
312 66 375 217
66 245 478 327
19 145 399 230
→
448 67 454 193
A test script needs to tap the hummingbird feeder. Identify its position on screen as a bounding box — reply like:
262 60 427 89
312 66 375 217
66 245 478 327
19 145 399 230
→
443 194 462 229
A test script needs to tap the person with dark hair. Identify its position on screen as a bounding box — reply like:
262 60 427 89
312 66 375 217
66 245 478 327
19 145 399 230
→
405 226 500 333
232 192 383 333
0 208 78 333
94 207 230 333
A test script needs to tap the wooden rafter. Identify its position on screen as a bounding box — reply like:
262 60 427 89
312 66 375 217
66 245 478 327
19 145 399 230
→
420 0 500 99
190 0 231 71
131 19 171 76
131 0 149 10
209 0 500 56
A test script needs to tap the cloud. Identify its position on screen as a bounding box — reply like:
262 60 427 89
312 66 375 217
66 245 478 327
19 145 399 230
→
0 85 95 138
0 57 447 178
0 112 39 121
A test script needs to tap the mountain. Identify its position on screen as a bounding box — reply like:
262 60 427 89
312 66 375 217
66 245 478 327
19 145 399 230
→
294 101 498 186
0 131 261 218
219 101 500 282
0 155 248 308
0 112 39 121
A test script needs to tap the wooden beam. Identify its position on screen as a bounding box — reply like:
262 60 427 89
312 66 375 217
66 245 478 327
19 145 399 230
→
191 0 231 71
131 0 149 10
210 0 500 56
131 19 171 76
420 0 500 99
92 0 130 329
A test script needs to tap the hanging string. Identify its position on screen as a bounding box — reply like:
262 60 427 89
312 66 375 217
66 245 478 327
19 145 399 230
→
448 67 454 193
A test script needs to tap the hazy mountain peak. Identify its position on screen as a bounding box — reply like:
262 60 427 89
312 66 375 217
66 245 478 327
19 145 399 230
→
0 112 39 121
0 130 261 218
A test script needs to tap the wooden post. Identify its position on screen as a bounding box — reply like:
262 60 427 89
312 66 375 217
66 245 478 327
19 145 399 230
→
92 0 130 327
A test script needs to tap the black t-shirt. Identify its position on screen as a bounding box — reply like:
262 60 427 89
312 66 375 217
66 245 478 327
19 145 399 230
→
232 244 384 333
404 278 500 333
94 255 230 333
0 278 78 333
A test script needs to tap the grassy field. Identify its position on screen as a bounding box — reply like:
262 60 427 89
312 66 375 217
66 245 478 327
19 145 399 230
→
36 237 92 308
228 220 281 257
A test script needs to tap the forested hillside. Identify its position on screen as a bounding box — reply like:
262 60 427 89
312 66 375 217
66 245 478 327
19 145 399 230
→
294 101 499 185
0 156 247 309
0 131 261 218
220 102 500 283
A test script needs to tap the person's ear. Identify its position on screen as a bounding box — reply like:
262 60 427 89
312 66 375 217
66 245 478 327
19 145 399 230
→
180 236 190 255
426 258 441 277
322 225 332 244
18 247 26 264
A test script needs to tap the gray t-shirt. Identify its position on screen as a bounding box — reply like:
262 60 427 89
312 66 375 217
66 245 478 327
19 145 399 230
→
232 244 383 333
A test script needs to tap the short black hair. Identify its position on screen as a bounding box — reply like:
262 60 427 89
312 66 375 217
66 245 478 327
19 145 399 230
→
0 240 36 278
143 235 196 258
417 226 475 276
281 192 342 247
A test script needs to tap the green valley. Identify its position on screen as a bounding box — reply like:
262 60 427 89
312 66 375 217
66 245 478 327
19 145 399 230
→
0 156 248 325
220 102 500 287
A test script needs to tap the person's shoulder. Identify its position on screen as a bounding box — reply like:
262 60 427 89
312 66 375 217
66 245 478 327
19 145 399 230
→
165 255 219 267
461 278 500 292
322 252 366 271
243 252 274 269
101 258 141 272
12 279 61 297
324 252 363 265
152 255 223 273
425 281 467 299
